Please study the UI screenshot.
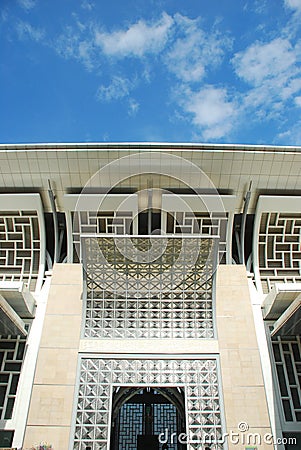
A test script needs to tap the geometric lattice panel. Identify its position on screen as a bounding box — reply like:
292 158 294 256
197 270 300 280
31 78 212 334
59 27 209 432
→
112 399 180 449
73 358 223 450
153 403 178 450
167 211 227 263
272 335 301 423
0 333 27 420
83 236 217 339
0 211 41 291
118 403 144 450
72 211 133 262
258 213 301 293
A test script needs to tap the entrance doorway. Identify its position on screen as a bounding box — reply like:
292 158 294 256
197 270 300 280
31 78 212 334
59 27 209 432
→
110 386 186 450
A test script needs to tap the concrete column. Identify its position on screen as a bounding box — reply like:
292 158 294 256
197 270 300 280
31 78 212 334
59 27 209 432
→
23 264 82 449
216 265 273 449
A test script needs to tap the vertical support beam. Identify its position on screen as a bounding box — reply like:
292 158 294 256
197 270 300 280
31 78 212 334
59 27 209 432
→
147 179 152 235
48 180 59 264
65 210 74 263
240 181 252 264
226 210 234 265
161 210 167 234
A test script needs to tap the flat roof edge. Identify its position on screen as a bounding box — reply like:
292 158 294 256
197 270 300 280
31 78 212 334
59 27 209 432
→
1 142 301 153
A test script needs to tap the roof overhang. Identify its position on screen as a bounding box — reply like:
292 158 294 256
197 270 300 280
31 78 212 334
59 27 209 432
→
1 143 301 214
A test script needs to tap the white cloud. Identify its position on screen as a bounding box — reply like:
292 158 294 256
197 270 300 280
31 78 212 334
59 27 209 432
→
97 78 140 116
179 85 237 140
243 0 268 15
165 14 231 83
284 0 301 12
253 0 268 14
128 98 139 116
1 8 8 22
17 0 36 10
16 20 45 42
295 96 301 106
282 78 301 99
14 6 301 142
55 26 95 70
232 37 301 117
52 11 231 102
77 40 94 70
96 76 133 102
79 12 234 137
53 13 174 75
81 0 94 10
233 38 297 86
278 120 301 144
55 27 80 58
95 13 173 57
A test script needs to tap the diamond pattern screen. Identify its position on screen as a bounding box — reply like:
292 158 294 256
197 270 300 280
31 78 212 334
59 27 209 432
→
83 236 217 339
73 358 223 450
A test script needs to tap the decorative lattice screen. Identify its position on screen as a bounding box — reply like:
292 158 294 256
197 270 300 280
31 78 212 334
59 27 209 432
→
167 212 227 263
0 211 42 291
258 212 301 293
0 332 27 420
73 358 223 450
72 211 133 262
83 236 217 339
272 336 301 423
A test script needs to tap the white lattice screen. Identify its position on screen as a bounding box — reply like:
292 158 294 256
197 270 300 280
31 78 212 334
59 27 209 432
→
83 236 217 339
71 211 133 262
258 212 301 293
167 212 227 263
0 210 42 291
72 357 223 450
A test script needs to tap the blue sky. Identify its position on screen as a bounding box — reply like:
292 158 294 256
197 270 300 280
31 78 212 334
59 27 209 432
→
1 0 301 145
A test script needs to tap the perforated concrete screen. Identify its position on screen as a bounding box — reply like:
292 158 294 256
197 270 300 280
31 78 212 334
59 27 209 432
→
83 236 217 339
72 358 223 450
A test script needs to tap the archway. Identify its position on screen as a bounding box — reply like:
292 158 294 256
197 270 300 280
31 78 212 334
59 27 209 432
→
110 386 186 450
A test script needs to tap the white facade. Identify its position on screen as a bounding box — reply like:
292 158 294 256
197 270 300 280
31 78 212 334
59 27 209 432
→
0 143 300 449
